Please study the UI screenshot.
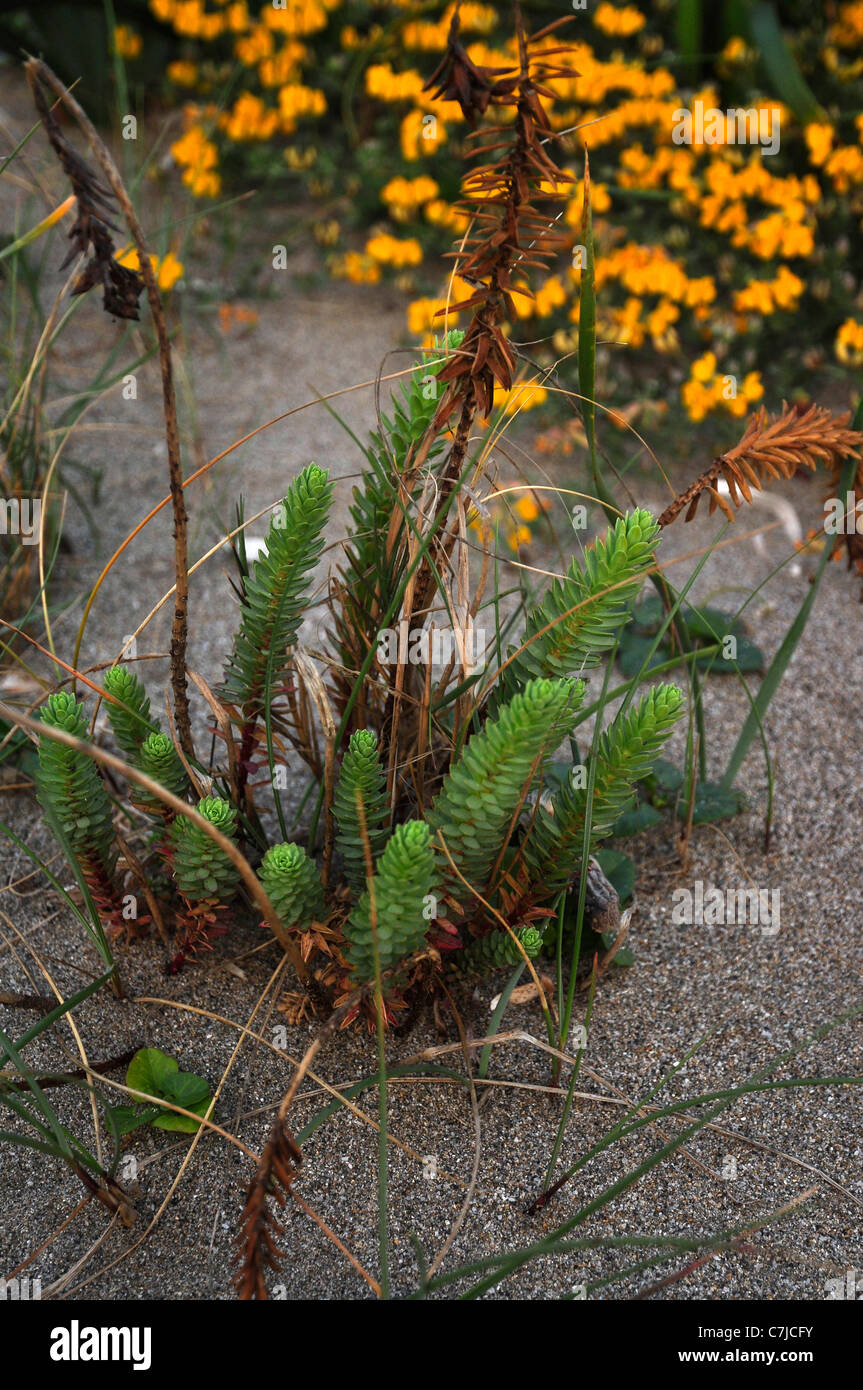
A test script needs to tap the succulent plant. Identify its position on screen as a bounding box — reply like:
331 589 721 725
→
452 925 545 978
36 692 116 876
333 729 389 895
258 842 324 931
170 797 240 904
136 732 191 813
345 820 437 982
103 665 160 761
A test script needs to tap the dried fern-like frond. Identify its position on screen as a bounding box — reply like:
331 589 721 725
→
26 65 144 319
658 403 863 527
425 9 576 423
235 1117 302 1300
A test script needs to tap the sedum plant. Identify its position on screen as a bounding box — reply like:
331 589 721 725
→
221 462 334 795
35 692 124 931
344 821 437 984
492 510 661 709
452 925 545 979
524 686 685 896
103 665 160 762
258 843 324 931
20 19 700 1016
332 729 389 896
427 676 583 895
136 732 191 815
170 797 240 905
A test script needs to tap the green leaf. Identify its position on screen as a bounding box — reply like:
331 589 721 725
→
682 604 745 642
627 595 665 633
152 1097 211 1134
645 758 684 796
595 849 635 906
748 1 822 124
126 1047 177 1099
123 1049 212 1133
106 1104 161 1137
161 1071 210 1109
697 637 764 675
599 931 634 968
611 803 662 837
675 0 702 82
617 631 667 678
678 781 746 825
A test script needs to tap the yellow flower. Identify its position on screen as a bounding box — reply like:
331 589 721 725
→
277 83 326 133
365 233 423 267
515 495 540 522
116 246 184 292
366 63 426 103
264 0 329 38
771 265 805 310
492 382 548 416
691 351 717 383
829 2 863 47
836 317 863 365
593 3 646 37
734 281 772 315
424 199 469 234
804 122 834 167
220 92 280 141
329 251 381 284
167 61 198 87
234 24 274 65
258 42 306 87
381 174 439 221
313 219 340 247
114 25 142 59
189 169 221 198
646 299 679 342
741 371 763 403
225 1 250 34
400 108 447 160
824 145 863 192
407 297 458 335
534 276 567 318
681 378 712 423
156 251 185 291
170 121 221 197
507 524 533 551
284 145 317 170
171 125 218 171
720 37 750 64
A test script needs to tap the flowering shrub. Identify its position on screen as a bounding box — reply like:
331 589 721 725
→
116 0 861 425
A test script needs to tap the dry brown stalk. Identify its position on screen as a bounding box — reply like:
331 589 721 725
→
657 402 862 527
24 58 194 759
234 1115 302 1300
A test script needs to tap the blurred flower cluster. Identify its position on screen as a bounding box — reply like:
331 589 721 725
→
117 0 863 421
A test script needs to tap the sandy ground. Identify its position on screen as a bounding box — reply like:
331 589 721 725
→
1 67 862 1302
